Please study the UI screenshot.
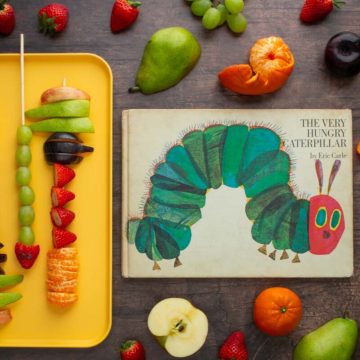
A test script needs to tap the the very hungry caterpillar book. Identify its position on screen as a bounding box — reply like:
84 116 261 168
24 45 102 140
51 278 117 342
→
121 109 353 278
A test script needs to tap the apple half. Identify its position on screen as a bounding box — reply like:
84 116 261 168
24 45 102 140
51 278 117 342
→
41 86 90 104
148 297 208 358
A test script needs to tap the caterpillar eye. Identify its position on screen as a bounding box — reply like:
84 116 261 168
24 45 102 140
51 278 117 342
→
330 209 342 231
315 207 327 228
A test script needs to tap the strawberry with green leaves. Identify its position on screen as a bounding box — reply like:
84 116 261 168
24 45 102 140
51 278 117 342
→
120 340 145 360
300 0 344 23
111 0 141 33
0 0 15 36
38 3 69 35
219 331 248 360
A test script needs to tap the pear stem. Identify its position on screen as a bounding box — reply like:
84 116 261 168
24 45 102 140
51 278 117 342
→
128 86 140 93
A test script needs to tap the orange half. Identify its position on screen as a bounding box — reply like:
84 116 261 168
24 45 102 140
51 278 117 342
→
218 36 295 95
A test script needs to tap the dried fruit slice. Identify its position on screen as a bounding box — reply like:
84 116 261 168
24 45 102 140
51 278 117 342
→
47 292 78 307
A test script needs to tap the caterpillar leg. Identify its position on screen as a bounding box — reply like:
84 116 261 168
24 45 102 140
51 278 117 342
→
174 257 182 268
258 245 267 255
280 250 289 260
269 250 276 261
292 254 301 263
153 261 161 270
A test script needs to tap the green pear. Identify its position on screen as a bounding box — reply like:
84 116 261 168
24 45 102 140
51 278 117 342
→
293 317 358 360
25 100 90 119
30 117 95 133
0 292 22 308
0 274 23 289
130 27 201 94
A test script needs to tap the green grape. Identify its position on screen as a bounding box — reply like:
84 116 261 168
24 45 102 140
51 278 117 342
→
227 12 247 34
19 226 35 245
217 4 228 26
19 186 35 205
202 8 221 30
19 206 35 226
191 0 211 17
224 0 244 14
16 145 31 166
17 125 32 145
16 167 31 186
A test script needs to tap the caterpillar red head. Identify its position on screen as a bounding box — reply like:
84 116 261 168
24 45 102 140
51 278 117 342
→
309 159 345 255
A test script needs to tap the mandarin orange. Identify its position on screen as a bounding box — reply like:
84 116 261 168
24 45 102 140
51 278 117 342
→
218 36 295 95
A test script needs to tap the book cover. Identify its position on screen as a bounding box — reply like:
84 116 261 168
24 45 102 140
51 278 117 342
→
122 109 353 278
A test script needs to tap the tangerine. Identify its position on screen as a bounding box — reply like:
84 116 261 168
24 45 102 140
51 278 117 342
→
253 287 302 336
218 36 295 95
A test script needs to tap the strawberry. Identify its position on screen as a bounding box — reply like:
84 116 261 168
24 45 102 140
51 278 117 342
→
110 0 141 33
0 0 15 36
38 3 69 35
51 207 75 228
54 163 75 187
15 242 40 269
120 340 145 360
300 0 344 23
51 186 75 207
52 227 77 248
219 331 248 360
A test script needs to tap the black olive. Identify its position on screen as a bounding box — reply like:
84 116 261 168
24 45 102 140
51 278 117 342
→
0 267 5 275
0 254 7 263
45 153 83 165
44 141 94 155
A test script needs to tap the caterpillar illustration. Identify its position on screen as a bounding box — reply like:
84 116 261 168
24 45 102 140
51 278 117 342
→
127 124 345 270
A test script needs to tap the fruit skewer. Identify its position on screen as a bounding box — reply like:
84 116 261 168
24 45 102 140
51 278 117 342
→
15 34 40 269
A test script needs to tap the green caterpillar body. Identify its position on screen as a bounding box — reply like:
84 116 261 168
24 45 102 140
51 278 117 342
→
128 124 310 268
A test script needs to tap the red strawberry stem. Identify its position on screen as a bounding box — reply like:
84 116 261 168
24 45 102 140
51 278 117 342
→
333 0 345 8
128 0 142 7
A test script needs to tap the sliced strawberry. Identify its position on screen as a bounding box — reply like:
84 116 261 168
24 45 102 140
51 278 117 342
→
15 242 40 269
51 207 75 228
51 187 75 207
52 227 77 248
54 163 75 187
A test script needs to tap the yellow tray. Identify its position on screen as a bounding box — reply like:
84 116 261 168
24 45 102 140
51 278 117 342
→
0 53 112 347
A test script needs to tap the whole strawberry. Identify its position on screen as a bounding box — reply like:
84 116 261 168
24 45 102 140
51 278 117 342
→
219 331 248 360
111 0 141 33
0 0 15 36
300 0 344 23
120 340 145 360
38 3 69 35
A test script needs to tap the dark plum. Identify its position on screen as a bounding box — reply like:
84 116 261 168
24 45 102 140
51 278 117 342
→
45 153 83 165
325 31 360 76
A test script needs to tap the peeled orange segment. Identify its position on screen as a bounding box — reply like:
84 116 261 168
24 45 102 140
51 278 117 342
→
48 269 78 282
47 279 77 293
218 36 295 95
47 247 77 260
48 292 78 307
47 259 79 272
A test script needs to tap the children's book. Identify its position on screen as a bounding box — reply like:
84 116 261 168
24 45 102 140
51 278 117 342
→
121 109 353 278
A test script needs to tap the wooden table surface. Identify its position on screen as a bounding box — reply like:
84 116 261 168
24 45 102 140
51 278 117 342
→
1 0 359 358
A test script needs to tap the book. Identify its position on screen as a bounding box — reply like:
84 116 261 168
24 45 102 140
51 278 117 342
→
121 109 353 278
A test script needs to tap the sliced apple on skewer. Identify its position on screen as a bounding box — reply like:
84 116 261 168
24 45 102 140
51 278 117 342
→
148 298 208 358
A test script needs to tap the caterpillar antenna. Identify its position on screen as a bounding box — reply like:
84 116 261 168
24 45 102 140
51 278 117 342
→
315 159 323 194
327 160 341 194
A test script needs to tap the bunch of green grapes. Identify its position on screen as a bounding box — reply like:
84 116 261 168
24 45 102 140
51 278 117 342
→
186 0 247 33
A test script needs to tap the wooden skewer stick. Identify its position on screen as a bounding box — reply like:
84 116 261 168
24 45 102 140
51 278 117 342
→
62 78 67 87
20 33 25 126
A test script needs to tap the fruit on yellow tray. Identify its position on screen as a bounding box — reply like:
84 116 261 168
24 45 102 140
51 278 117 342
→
47 292 78 308
293 316 358 360
25 100 90 119
0 292 22 308
41 86 90 104
130 27 201 94
30 117 95 133
147 297 208 357
0 309 12 326
0 274 23 289
218 36 295 95
253 287 302 336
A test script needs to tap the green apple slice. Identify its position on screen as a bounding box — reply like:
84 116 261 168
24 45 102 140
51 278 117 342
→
25 100 90 119
0 274 23 289
148 298 208 358
30 117 95 133
0 292 22 307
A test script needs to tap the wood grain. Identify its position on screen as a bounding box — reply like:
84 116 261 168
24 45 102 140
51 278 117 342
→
1 0 360 358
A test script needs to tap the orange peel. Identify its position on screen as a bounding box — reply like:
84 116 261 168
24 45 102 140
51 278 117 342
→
218 36 295 95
